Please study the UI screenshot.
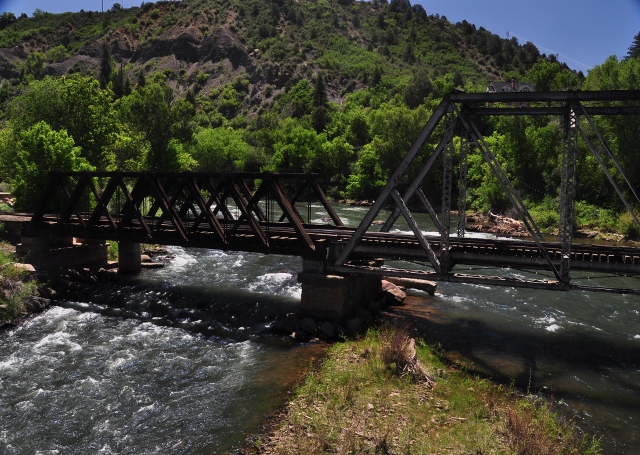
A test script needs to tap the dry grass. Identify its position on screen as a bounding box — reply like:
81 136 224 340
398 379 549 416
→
255 325 600 455
380 323 435 386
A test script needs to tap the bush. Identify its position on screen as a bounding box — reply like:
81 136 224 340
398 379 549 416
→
0 244 37 322
618 212 640 239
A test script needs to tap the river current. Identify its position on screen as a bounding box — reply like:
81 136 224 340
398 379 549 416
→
1 204 639 453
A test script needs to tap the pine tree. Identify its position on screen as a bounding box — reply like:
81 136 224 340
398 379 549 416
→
99 43 112 90
626 32 640 60
312 73 328 108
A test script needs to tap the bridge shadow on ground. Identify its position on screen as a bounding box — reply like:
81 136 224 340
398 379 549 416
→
382 295 640 451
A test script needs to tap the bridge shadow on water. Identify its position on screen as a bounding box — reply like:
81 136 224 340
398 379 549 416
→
57 273 301 344
383 295 640 451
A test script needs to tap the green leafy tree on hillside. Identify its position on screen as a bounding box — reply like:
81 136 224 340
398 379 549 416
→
13 122 93 211
25 52 47 79
119 83 195 170
49 45 70 63
8 75 117 170
192 127 251 171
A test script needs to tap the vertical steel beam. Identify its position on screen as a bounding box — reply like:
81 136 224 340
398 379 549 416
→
440 110 455 272
457 130 470 238
558 106 578 284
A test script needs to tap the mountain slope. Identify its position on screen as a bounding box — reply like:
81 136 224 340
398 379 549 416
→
0 0 562 114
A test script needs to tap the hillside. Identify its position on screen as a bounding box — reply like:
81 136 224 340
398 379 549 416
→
0 0 562 112
5 0 639 238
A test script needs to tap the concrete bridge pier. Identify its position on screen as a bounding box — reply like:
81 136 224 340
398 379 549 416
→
118 242 141 274
298 259 381 322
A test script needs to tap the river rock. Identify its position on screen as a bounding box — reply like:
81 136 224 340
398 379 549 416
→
383 277 437 295
357 308 373 325
12 263 36 273
319 321 335 339
283 316 301 334
291 330 307 341
66 268 87 283
141 254 153 263
381 280 407 304
300 317 317 334
347 317 364 336
367 301 382 316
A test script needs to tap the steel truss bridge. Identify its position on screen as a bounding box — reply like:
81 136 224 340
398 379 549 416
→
30 90 640 294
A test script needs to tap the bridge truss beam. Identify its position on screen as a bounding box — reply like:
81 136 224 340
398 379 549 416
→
334 90 640 287
31 172 342 259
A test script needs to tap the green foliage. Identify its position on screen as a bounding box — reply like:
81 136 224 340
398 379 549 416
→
404 68 433 108
192 127 251 171
345 141 385 199
528 197 559 231
8 75 118 171
574 201 618 232
467 133 512 212
268 119 326 174
118 81 198 170
48 44 70 63
25 51 47 79
13 121 93 211
618 212 640 238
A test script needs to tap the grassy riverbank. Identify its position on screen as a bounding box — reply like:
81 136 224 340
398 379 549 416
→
0 240 38 324
254 325 600 455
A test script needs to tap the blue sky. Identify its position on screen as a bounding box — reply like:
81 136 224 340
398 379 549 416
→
1 0 639 72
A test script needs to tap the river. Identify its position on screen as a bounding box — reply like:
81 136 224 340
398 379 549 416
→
1 203 639 453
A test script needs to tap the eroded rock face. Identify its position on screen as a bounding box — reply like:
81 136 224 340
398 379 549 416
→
130 26 254 70
199 28 254 70
0 47 28 80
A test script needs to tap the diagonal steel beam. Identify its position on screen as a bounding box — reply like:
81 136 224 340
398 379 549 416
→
184 178 227 243
226 178 269 247
270 178 316 252
390 189 442 273
577 125 640 233
61 174 89 228
147 177 189 241
455 108 563 282
334 96 451 266
87 175 117 230
381 135 449 233
119 176 153 238
578 105 640 233
309 175 344 227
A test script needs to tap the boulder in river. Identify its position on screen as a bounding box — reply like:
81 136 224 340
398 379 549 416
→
381 280 407 304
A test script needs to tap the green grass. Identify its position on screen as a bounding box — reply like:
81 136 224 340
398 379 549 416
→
0 242 38 322
258 325 600 454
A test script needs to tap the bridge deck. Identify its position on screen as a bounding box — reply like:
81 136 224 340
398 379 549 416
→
30 213 640 275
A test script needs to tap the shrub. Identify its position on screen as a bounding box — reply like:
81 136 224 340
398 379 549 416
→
618 212 640 239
